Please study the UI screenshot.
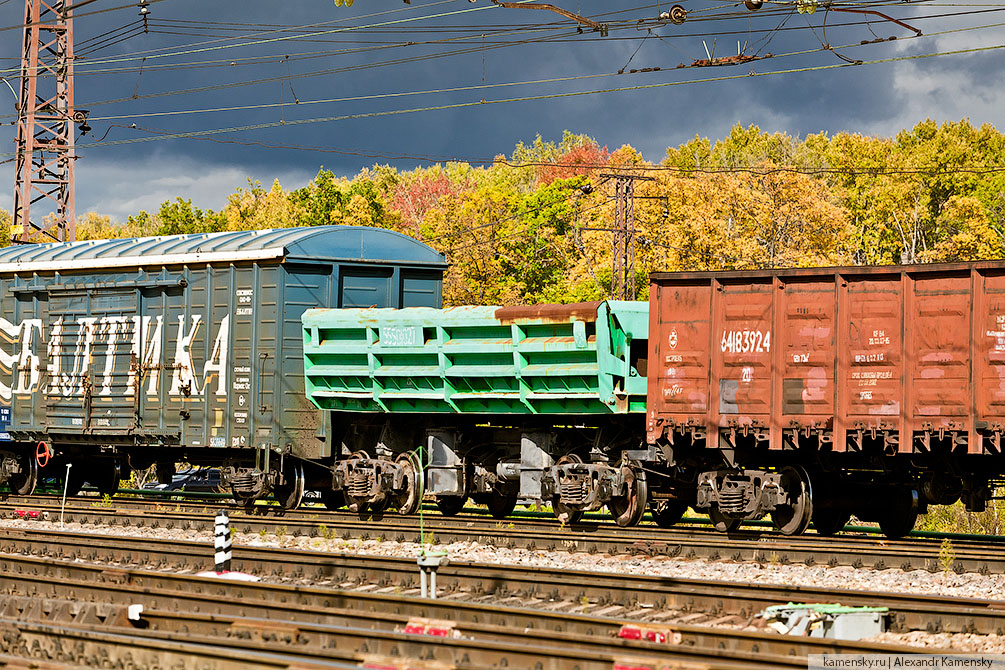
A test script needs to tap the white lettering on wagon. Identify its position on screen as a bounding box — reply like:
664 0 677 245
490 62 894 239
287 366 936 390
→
99 317 129 396
169 315 230 397
0 318 42 402
126 316 164 396
868 329 890 346
720 329 770 354
986 321 1005 353
65 317 97 397
0 313 231 400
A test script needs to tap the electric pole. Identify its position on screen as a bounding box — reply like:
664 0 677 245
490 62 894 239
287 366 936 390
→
602 172 653 301
12 0 77 245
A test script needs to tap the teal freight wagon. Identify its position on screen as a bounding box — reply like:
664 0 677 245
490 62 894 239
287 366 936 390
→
302 300 648 416
301 301 656 525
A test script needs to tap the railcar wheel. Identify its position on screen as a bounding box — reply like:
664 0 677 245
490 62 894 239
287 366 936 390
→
708 505 741 532
321 489 346 511
812 509 850 536
878 489 919 539
608 461 648 528
63 465 86 498
770 465 813 536
436 496 467 516
650 499 688 529
273 461 305 511
156 463 175 486
91 463 121 498
487 494 518 520
395 451 424 516
358 497 388 519
8 455 37 496
553 501 584 524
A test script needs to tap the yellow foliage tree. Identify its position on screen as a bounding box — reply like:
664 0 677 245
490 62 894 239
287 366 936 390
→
921 196 1005 262
75 212 136 241
0 209 10 249
220 179 301 231
746 165 851 267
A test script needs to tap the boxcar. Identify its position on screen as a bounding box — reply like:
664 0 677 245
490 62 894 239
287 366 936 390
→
302 300 652 523
647 262 1005 537
0 226 445 504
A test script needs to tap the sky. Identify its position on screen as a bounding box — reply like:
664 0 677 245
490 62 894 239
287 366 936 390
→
0 0 1002 222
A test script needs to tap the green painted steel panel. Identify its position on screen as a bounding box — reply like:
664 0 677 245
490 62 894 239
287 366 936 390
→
302 300 648 415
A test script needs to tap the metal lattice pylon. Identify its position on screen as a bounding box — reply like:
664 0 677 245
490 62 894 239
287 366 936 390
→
603 173 653 301
12 0 76 244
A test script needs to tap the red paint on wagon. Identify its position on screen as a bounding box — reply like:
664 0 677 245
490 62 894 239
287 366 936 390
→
647 263 1005 454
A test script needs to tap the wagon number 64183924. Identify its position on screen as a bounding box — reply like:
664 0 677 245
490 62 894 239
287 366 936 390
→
720 330 771 354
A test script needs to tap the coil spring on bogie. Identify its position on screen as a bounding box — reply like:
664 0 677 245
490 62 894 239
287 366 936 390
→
560 478 590 504
230 473 259 495
347 469 374 498
718 483 746 514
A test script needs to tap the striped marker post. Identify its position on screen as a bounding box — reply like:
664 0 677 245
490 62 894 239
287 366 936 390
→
214 509 232 573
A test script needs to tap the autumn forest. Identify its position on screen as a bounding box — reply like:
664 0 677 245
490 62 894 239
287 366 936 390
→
3 119 1002 307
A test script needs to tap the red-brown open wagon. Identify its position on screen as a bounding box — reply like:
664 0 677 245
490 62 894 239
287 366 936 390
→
647 263 1005 537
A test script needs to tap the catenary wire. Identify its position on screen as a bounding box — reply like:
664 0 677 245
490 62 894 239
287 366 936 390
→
71 16 1005 124
0 41 987 163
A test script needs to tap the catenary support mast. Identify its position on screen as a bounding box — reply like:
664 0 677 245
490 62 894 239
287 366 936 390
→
602 173 654 301
12 0 77 244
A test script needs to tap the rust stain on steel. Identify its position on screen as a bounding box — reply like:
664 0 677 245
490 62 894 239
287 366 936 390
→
495 301 603 325
647 262 1005 455
831 7 922 36
684 53 771 68
490 1 607 32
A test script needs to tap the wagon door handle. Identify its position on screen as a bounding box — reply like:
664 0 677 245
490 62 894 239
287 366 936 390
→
258 352 269 413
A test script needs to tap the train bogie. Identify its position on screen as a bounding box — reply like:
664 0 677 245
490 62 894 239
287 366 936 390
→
303 300 653 523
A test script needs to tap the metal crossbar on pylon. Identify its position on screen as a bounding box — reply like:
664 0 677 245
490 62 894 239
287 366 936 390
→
12 0 76 244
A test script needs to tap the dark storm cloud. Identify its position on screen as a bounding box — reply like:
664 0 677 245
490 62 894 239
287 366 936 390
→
1 0 1002 218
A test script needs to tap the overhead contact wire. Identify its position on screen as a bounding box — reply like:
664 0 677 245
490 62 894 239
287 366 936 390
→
25 41 995 158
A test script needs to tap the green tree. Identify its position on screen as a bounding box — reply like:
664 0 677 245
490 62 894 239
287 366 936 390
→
499 176 583 303
818 120 1005 264
663 135 713 172
290 168 392 228
151 198 224 236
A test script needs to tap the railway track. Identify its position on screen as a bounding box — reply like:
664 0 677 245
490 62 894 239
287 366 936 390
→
4 493 1002 575
0 526 999 636
0 531 946 670
0 617 359 670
